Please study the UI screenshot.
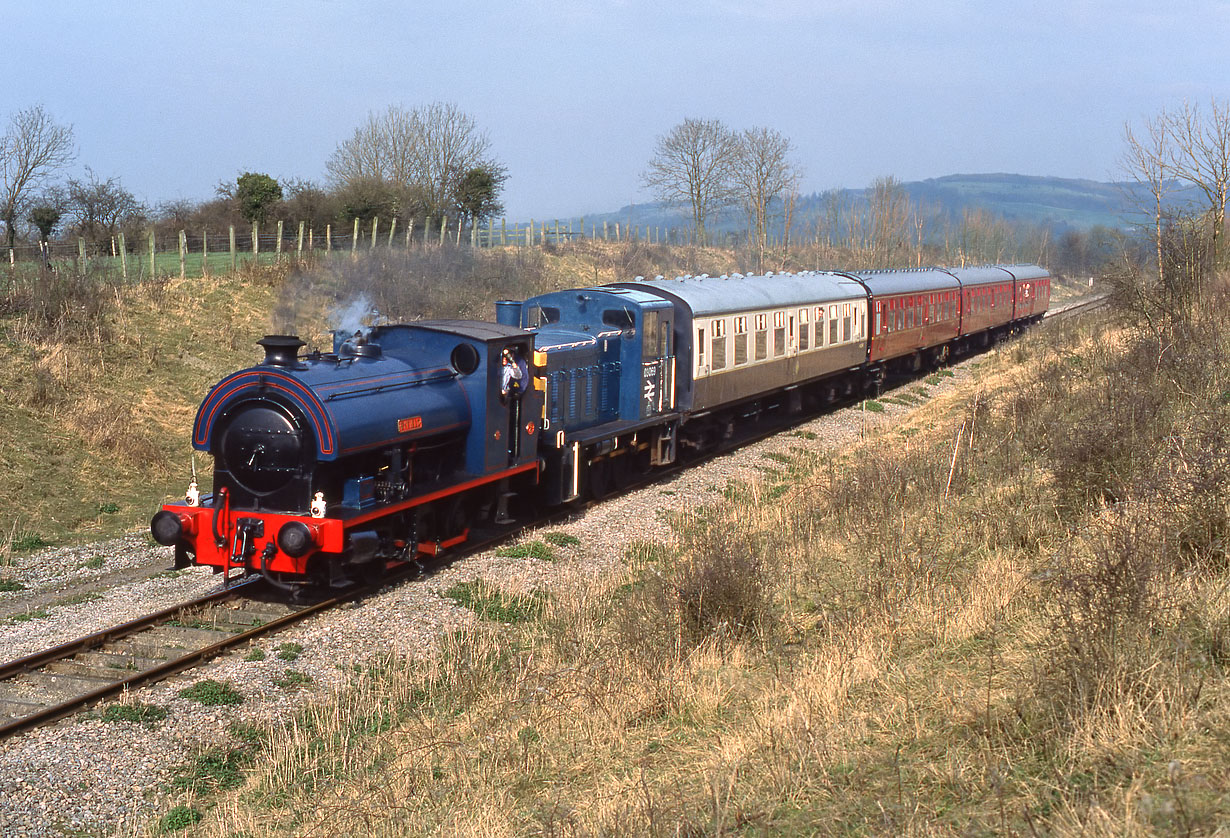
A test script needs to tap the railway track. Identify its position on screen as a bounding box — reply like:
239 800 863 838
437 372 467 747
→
0 580 356 740
0 293 1110 742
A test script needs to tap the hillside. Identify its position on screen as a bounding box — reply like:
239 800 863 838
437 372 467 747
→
590 172 1199 234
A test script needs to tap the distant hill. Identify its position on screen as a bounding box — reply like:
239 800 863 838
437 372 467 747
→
585 173 1199 235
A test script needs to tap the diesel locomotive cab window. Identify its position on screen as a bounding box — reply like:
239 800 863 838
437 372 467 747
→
525 305 559 329
603 309 635 331
642 311 661 355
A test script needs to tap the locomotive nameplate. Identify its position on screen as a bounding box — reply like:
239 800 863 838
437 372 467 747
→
397 416 424 433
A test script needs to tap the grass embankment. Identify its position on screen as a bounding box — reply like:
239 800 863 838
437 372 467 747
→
182 283 1227 835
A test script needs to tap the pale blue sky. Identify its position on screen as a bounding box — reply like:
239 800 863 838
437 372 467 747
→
4 0 1227 218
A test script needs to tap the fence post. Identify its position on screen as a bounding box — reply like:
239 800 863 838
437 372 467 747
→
326 224 332 253
229 225 237 272
78 237 86 267
7 249 12 266
119 233 127 279
529 219 535 247
252 222 259 258
603 221 609 241
202 230 209 277
352 218 359 256
179 230 187 278
297 222 304 261
274 220 283 258
388 217 397 248
148 229 156 278
439 215 448 246
406 219 414 247
371 217 379 250
500 218 506 246
554 219 560 245
470 221 476 247
424 216 433 244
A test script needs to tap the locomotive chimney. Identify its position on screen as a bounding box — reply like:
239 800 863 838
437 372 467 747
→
257 335 305 367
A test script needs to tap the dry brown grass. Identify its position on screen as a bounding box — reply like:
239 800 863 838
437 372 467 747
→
173 277 1230 836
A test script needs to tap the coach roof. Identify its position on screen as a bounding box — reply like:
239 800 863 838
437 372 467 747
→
610 271 866 317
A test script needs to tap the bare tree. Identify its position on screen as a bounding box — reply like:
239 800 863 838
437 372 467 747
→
326 105 422 188
868 176 911 266
64 169 143 254
732 126 799 267
1165 98 1230 263
642 118 738 245
1121 115 1170 288
0 105 75 249
326 102 499 223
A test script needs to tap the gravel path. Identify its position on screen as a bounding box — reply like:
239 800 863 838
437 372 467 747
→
0 354 988 837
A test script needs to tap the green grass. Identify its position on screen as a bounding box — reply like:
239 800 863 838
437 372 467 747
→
6 608 49 624
170 746 254 793
861 399 886 413
272 669 313 690
495 540 556 561
443 580 547 623
156 805 202 833
102 702 168 725
275 642 303 661
244 647 266 662
77 555 105 570
543 531 581 548
179 679 244 706
0 578 25 592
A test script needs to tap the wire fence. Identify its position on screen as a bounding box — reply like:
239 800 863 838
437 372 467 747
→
3 215 708 280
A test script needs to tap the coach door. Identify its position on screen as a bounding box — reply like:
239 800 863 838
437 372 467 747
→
640 309 674 417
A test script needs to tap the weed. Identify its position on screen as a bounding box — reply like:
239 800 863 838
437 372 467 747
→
170 747 254 793
861 399 886 413
761 451 792 464
179 679 244 706
272 669 313 690
275 642 302 661
77 555 105 570
102 702 168 725
227 721 267 748
6 609 49 624
244 647 266 662
443 580 546 623
496 540 556 561
96 501 120 515
10 532 48 553
156 806 201 833
0 578 25 592
543 531 581 548
789 429 819 440
52 591 103 607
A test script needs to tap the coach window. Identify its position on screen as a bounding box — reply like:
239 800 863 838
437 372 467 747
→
773 311 786 357
799 308 810 350
754 313 768 361
829 305 839 344
842 303 852 342
711 319 727 371
734 316 748 366
696 327 706 372
815 306 825 345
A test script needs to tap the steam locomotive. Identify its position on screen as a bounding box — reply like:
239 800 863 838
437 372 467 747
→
151 264 1051 589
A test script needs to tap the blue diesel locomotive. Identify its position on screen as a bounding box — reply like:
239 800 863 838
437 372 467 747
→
152 264 1050 588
